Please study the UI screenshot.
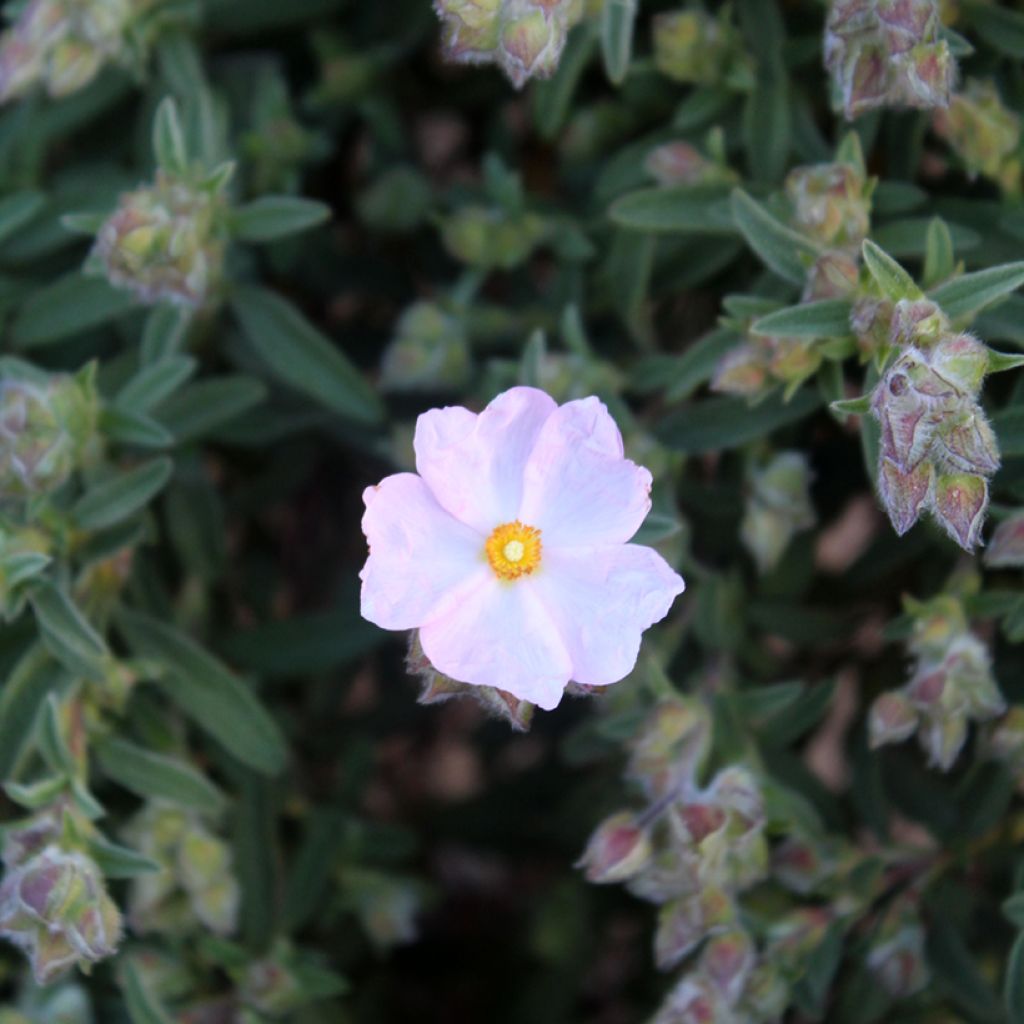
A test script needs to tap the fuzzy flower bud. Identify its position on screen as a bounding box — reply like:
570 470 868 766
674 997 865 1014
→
92 172 227 308
869 691 919 748
653 8 746 87
645 140 737 189
0 368 98 500
866 903 929 998
933 79 1022 194
434 0 584 89
654 888 735 971
441 204 546 270
984 512 1024 569
786 161 872 250
740 452 816 575
577 811 652 884
0 846 121 984
803 249 861 301
824 0 954 120
381 303 470 393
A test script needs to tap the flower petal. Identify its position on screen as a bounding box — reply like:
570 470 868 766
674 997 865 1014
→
419 578 572 710
518 396 653 546
414 387 558 533
532 545 685 687
360 473 487 630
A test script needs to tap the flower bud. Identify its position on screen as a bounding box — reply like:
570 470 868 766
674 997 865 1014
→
710 342 768 398
803 249 860 301
933 79 1022 193
93 173 227 308
773 837 835 894
645 142 737 188
441 205 546 270
877 456 934 536
786 162 872 250
740 452 816 574
627 698 711 799
655 888 735 971
825 0 954 120
889 299 950 351
701 929 756 1006
867 912 929 998
0 846 121 984
381 303 470 393
577 811 652 884
851 295 895 359
653 8 743 86
344 869 422 951
984 512 1024 568
933 472 987 551
653 975 727 1024
869 691 919 748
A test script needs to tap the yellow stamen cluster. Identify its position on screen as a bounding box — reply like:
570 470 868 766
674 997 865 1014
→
485 520 542 580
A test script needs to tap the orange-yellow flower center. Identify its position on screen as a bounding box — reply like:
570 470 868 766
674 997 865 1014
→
485 520 542 580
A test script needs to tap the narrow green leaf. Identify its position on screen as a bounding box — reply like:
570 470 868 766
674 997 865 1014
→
964 0 1024 58
12 273 137 348
928 914 1004 1021
831 395 871 416
116 356 196 413
861 239 922 301
1007 932 1024 1024
658 388 822 454
0 645 64 778
38 693 75 775
871 217 978 259
929 262 1024 320
609 185 735 235
731 189 818 285
923 216 955 288
123 959 175 1024
141 305 190 365
29 582 109 681
116 608 287 776
0 191 45 245
231 196 331 243
100 407 175 449
88 834 160 877
152 97 188 175
155 376 267 444
990 350 1024 374
1004 893 1024 929
73 458 173 531
96 737 225 814
751 299 853 338
533 23 598 139
232 287 383 424
600 0 637 85
743 72 790 184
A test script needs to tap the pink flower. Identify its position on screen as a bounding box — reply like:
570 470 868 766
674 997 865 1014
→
360 387 685 710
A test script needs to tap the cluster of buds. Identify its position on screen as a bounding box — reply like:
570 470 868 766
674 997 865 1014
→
0 810 121 984
91 170 228 308
433 0 585 89
380 302 470 393
824 0 954 120
869 594 1005 769
868 299 998 550
712 331 822 401
123 804 239 937
0 0 173 103
933 79 1022 196
0 366 98 501
645 140 738 189
740 452 816 575
652 7 749 87
441 204 546 271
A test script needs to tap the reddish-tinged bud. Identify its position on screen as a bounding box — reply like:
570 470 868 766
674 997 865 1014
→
786 162 871 250
933 472 987 551
803 249 860 300
710 342 768 397
645 142 736 188
984 513 1024 568
869 691 919 748
877 456 933 535
577 812 652 884
906 666 946 707
701 929 756 1005
867 905 929 998
930 333 989 395
773 837 834 893
655 889 736 971
935 409 999 476
653 976 726 1024
889 299 949 350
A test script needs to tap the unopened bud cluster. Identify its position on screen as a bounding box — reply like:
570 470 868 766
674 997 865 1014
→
123 804 239 937
441 204 546 271
740 452 816 575
869 594 1005 769
381 303 470 393
0 367 98 501
92 171 228 308
933 79 1022 195
0 0 170 103
652 7 748 87
712 330 822 402
869 299 998 549
824 0 954 120
433 0 585 89
645 140 738 189
0 811 121 984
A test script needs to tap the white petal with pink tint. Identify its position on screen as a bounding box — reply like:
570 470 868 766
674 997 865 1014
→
360 473 486 630
414 387 557 533
532 545 685 686
419 579 573 710
519 397 652 547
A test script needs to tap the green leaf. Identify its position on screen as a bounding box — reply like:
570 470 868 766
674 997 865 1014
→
733 681 805 726
609 185 735 235
1004 893 1024 930
751 299 853 338
964 0 1024 58
871 217 978 259
989 350 1024 374
152 96 188 175
116 608 287 776
230 196 331 242
0 190 44 246
96 737 226 814
929 262 1024 320
38 693 75 775
743 71 790 184
731 189 818 285
155 376 267 444
73 458 173 531
0 645 64 778
928 915 1004 1022
12 273 137 348
123 959 176 1024
658 388 822 454
831 394 871 416
232 287 383 424
533 23 598 139
101 407 175 449
1007 932 1024 1024
116 356 196 413
793 920 844 1017
923 216 955 288
861 239 922 301
600 0 637 84
88 833 160 877
141 305 190 365
29 582 109 681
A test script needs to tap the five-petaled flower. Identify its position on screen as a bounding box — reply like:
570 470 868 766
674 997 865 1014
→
359 387 685 710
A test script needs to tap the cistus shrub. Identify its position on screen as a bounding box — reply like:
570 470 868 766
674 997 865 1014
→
4 0 1024 1021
